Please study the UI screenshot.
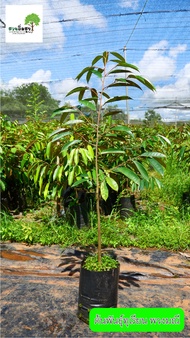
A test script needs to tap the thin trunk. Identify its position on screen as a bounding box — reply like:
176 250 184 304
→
95 107 101 263
96 60 106 264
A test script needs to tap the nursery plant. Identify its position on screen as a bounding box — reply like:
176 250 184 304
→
32 51 168 322
27 50 168 323
29 51 168 255
63 51 167 263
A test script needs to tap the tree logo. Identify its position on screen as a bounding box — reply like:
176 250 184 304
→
6 5 43 43
25 13 40 32
8 13 40 34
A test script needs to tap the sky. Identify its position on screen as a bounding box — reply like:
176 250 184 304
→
1 0 190 122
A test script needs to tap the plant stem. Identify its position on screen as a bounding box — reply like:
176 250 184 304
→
96 60 106 264
96 106 101 263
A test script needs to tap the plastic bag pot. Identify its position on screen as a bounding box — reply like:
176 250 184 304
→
78 260 120 324
120 195 136 219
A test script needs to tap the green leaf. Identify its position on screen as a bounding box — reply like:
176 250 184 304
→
60 112 71 123
87 145 94 160
102 91 110 99
107 80 142 91
0 179 6 191
44 182 50 199
79 99 97 111
103 51 109 66
53 166 60 181
100 180 109 201
64 119 83 125
75 67 93 81
86 70 93 83
110 51 126 62
51 131 72 142
40 165 48 179
178 145 186 161
68 148 76 166
71 178 88 187
51 108 78 117
141 152 166 158
133 160 149 181
113 167 140 185
51 186 58 199
115 61 139 70
11 147 17 154
68 167 75 186
46 142 52 159
154 177 163 189
128 74 156 91
74 148 79 165
58 165 64 181
49 128 67 138
91 69 103 78
157 134 171 145
106 176 118 191
61 140 81 152
147 158 164 176
79 148 88 165
92 168 97 183
108 69 132 75
100 148 125 155
66 86 89 97
34 164 43 184
92 55 103 65
104 95 132 105
104 109 122 117
111 125 134 137
78 88 86 101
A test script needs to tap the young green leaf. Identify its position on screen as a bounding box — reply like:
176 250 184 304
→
68 167 75 186
79 99 97 111
133 160 149 181
87 145 94 160
106 176 118 191
74 148 79 165
75 67 93 81
49 128 67 138
92 54 103 65
44 182 50 199
61 140 81 152
64 119 83 126
65 86 89 97
113 167 141 185
110 51 126 62
141 152 166 158
51 131 71 142
128 74 156 91
100 148 125 155
147 158 164 176
104 95 132 105
111 125 134 137
79 148 88 165
100 180 109 201
53 165 60 181
157 134 171 145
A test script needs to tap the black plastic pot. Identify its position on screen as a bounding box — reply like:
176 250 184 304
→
63 188 89 228
78 260 120 324
120 195 136 219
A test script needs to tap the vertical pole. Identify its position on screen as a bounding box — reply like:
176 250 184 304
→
56 141 61 216
124 46 130 125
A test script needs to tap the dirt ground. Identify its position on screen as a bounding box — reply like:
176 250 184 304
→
1 241 190 337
